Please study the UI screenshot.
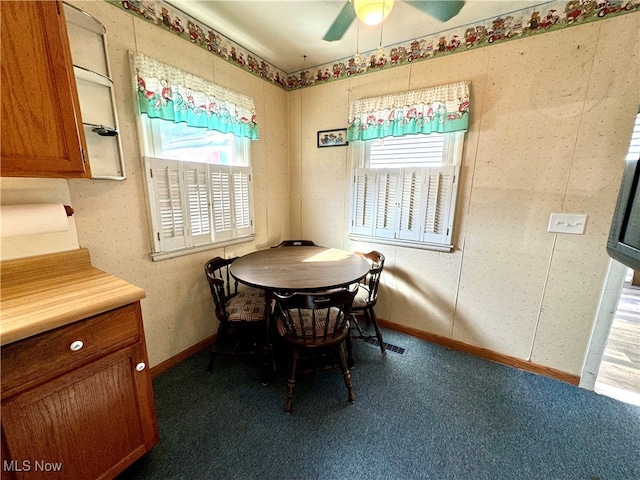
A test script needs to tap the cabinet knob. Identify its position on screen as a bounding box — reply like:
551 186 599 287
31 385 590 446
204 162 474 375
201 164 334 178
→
135 362 146 372
69 340 84 351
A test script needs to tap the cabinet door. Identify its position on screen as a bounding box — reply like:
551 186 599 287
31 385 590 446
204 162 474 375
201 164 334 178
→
1 344 158 480
0 1 90 178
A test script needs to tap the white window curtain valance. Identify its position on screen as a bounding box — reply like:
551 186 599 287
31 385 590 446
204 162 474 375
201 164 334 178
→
131 52 259 140
347 81 470 141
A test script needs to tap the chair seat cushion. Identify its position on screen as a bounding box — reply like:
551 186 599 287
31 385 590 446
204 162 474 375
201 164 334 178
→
352 285 371 309
227 288 266 322
277 307 347 339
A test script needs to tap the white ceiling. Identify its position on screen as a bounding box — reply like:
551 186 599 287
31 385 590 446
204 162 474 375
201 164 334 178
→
166 0 549 73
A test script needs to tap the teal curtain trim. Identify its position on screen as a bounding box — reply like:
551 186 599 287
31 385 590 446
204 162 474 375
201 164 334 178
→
347 114 467 141
137 91 260 140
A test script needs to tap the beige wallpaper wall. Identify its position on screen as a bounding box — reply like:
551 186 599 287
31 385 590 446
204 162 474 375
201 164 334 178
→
2 2 637 377
290 14 640 376
62 1 291 367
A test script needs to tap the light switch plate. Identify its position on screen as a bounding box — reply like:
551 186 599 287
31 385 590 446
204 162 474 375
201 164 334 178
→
548 213 587 234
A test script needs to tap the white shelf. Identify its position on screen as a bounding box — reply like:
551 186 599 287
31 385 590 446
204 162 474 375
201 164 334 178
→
64 3 125 180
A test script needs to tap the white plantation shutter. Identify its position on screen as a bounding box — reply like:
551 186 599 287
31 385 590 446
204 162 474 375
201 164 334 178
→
351 166 456 247
374 170 399 239
183 162 211 246
149 157 186 251
210 166 234 242
232 167 253 238
145 157 254 255
350 131 463 251
352 169 375 235
422 166 456 244
397 168 423 241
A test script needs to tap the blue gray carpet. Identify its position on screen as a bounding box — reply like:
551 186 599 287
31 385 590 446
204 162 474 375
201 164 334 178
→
118 328 640 479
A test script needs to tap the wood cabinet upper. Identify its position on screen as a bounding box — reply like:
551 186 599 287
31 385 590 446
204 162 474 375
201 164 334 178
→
1 1 90 178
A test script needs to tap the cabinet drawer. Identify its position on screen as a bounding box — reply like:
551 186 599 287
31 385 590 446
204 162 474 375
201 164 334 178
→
1 302 141 398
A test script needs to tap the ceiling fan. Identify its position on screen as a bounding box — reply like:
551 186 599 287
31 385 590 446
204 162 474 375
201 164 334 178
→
323 0 466 42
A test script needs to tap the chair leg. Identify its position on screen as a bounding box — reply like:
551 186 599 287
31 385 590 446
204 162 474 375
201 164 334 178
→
206 350 217 372
261 302 278 384
264 292 277 371
260 350 276 386
368 308 386 354
351 311 366 338
338 343 356 404
346 328 355 368
207 322 230 372
285 349 299 414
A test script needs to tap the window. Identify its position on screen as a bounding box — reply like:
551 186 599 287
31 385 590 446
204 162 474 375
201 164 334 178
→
142 119 254 259
131 52 259 261
626 111 640 162
346 81 469 252
349 131 464 251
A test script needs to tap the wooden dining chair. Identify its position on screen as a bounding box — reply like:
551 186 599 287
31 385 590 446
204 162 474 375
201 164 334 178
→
273 285 358 414
271 239 318 248
204 257 267 372
351 251 386 354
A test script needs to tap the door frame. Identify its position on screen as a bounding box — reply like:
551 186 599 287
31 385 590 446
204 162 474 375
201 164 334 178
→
580 259 627 389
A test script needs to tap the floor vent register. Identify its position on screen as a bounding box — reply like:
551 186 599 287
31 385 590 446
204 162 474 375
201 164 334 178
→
363 337 407 356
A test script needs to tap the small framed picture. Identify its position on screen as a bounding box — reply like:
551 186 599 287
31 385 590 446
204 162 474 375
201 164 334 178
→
317 128 348 148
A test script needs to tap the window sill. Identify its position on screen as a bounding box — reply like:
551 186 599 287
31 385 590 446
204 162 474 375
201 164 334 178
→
348 234 454 252
150 235 255 261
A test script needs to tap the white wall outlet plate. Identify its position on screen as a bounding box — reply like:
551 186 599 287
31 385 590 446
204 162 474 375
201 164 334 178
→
548 213 588 234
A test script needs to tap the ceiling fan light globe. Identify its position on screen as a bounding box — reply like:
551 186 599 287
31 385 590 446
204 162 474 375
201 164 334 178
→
354 0 394 26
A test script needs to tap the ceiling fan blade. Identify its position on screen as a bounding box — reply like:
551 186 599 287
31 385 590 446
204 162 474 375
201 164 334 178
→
323 1 357 42
404 0 465 22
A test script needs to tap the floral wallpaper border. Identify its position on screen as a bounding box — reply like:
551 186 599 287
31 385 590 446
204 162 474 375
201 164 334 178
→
107 0 639 91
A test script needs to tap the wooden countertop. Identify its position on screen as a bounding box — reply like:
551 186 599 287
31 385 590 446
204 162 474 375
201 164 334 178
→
1 248 146 346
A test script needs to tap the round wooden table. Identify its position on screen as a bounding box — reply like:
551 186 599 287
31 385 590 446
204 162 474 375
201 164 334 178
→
230 246 370 292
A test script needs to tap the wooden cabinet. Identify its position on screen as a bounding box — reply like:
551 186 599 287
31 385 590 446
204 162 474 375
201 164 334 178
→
1 302 158 480
1 1 90 178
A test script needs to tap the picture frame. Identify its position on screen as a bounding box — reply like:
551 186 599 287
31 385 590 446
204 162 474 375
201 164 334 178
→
317 128 348 148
